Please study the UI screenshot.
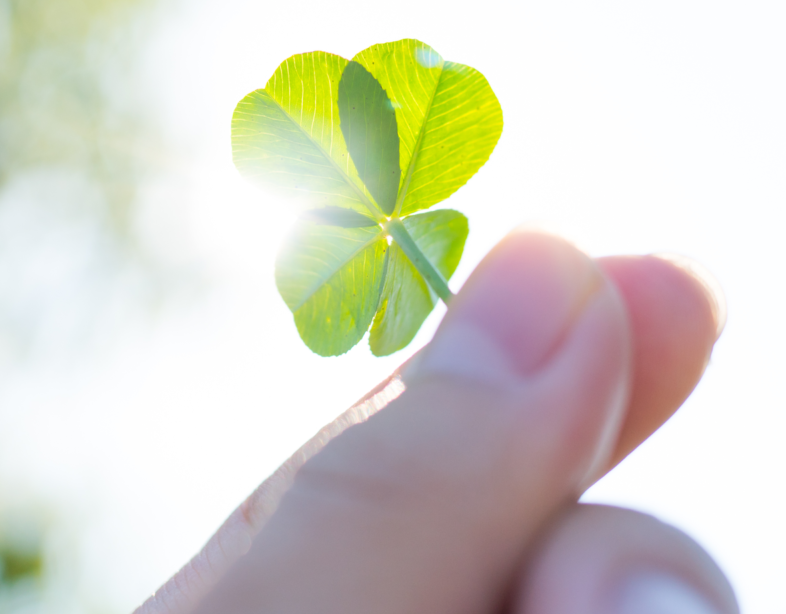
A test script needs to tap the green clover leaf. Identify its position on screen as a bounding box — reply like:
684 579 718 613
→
231 39 502 356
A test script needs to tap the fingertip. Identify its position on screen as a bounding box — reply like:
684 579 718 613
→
596 254 722 468
599 254 720 360
412 230 633 496
651 253 726 342
515 504 739 614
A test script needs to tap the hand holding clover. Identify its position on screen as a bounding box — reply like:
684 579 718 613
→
136 37 736 614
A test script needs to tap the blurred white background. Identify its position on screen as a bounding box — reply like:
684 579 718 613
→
0 0 784 611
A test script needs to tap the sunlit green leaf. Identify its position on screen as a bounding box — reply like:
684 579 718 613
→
235 40 502 357
338 61 400 215
353 40 503 215
275 222 388 356
0 545 43 583
300 207 378 228
231 52 381 217
369 210 468 356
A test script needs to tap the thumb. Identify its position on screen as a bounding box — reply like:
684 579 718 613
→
185 230 632 614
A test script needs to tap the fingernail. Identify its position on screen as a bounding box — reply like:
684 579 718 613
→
412 231 604 383
653 253 727 341
610 572 722 614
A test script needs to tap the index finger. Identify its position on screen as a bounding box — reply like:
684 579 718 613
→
597 253 724 474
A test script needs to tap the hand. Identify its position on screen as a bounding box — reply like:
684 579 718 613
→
136 230 733 614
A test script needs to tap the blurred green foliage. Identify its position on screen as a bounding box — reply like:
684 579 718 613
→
0 0 191 364
0 0 162 598
0 0 182 609
0 0 161 238
0 505 46 609
0 546 43 584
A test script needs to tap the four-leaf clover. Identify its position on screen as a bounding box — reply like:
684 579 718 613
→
231 39 503 356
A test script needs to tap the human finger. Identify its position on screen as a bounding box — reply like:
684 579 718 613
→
514 504 738 614
594 254 725 474
184 230 632 613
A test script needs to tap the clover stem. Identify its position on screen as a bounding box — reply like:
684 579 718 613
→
385 218 455 305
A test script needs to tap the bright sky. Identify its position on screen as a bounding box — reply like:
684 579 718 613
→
1 0 784 611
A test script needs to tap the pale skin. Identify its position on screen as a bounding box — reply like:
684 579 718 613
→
135 230 735 614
